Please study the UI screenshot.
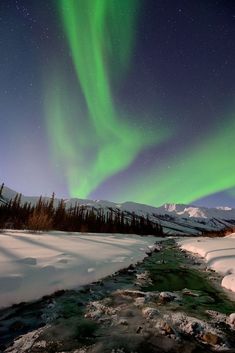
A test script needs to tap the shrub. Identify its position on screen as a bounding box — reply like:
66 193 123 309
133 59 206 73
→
27 209 53 232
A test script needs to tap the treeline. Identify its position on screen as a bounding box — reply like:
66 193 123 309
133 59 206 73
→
201 228 235 238
0 190 163 236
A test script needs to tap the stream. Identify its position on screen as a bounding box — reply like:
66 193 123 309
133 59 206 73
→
1 239 235 353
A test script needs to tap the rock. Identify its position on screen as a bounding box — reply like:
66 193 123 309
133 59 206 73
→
118 267 130 275
162 322 173 335
134 296 146 307
182 288 199 297
118 318 128 325
228 313 235 327
5 327 46 353
85 299 118 321
101 297 113 306
85 299 117 321
183 321 203 335
110 349 126 353
163 312 207 338
159 291 177 302
128 264 135 271
136 326 142 333
146 244 161 254
147 292 160 301
118 289 146 298
30 340 47 349
206 310 227 323
201 332 220 346
136 271 153 286
154 244 162 252
84 309 102 320
145 250 153 256
142 307 159 320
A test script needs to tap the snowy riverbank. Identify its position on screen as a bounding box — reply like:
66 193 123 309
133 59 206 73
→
2 239 235 353
178 233 235 293
0 230 160 308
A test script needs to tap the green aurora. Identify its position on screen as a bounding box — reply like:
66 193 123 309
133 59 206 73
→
44 1 234 206
113 112 235 206
45 0 168 198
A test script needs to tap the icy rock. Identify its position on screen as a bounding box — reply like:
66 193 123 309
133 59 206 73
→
159 291 177 302
147 244 162 253
85 300 117 320
111 349 126 353
142 307 159 319
134 297 146 307
201 331 220 346
159 312 225 347
206 310 227 323
228 313 235 327
30 340 47 349
85 309 102 320
183 321 203 336
155 320 175 337
145 250 153 256
163 312 203 336
161 322 174 335
118 318 128 325
118 289 146 298
182 288 200 297
136 271 153 286
5 327 46 353
147 292 160 301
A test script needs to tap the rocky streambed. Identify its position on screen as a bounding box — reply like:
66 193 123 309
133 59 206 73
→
1 239 235 353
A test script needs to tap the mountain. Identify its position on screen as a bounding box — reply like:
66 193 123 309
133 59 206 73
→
1 185 235 236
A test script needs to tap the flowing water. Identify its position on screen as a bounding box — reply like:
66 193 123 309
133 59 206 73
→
1 239 235 352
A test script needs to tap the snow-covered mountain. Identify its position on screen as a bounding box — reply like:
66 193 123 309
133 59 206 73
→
1 185 235 235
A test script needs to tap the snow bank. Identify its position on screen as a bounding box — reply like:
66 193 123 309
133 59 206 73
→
0 230 160 308
178 233 235 293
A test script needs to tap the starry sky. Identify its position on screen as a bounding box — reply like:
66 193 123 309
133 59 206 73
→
1 0 235 207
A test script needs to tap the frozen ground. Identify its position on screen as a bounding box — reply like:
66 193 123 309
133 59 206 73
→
178 233 235 293
0 230 159 308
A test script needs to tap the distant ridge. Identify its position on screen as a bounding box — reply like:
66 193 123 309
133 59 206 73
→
1 185 235 236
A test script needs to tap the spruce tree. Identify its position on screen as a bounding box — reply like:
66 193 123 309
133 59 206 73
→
0 183 4 198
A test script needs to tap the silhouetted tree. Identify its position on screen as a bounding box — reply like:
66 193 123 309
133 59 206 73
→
0 183 4 198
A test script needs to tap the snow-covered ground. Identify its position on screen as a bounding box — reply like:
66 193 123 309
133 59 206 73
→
0 230 160 308
178 233 235 293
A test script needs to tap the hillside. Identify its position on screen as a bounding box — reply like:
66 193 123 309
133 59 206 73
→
1 185 235 235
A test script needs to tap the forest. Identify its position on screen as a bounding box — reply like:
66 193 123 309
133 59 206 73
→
0 185 163 236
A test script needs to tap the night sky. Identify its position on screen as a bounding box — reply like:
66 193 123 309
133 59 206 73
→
1 0 235 207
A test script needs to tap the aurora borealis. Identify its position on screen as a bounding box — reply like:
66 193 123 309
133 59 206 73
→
1 0 235 207
45 0 167 198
